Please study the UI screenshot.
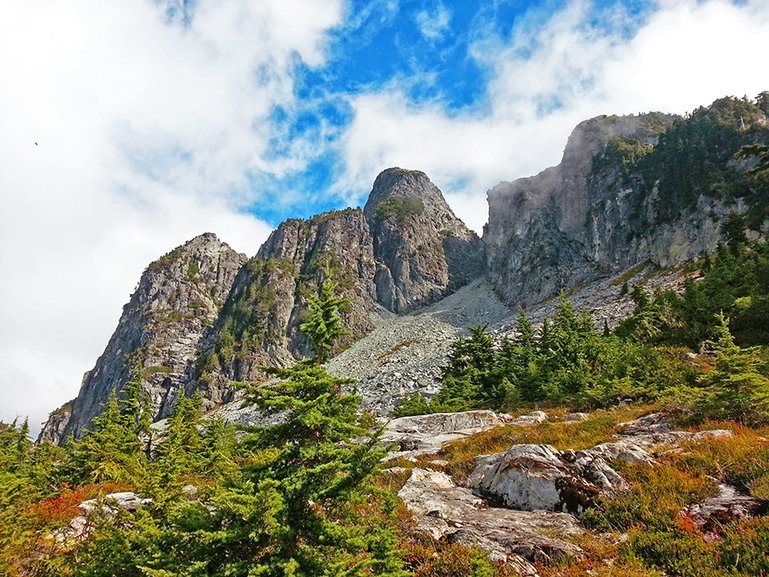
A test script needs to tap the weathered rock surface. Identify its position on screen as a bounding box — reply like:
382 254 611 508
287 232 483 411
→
399 468 583 574
382 410 515 457
688 484 763 533
364 168 485 313
484 98 769 307
40 233 247 443
41 169 489 442
192 208 381 410
468 416 732 513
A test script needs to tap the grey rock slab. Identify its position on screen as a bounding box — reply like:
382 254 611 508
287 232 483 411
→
382 410 550 460
688 484 763 533
399 468 583 574
468 422 733 514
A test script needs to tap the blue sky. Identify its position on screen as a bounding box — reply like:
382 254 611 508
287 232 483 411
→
243 0 658 225
1 0 768 432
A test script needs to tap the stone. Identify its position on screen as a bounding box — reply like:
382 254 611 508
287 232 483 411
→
468 422 733 513
509 410 549 426
399 469 583 574
616 412 673 435
468 444 620 513
688 484 763 534
79 491 152 515
381 410 514 459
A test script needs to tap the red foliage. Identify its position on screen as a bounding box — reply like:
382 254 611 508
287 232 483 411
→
29 482 131 525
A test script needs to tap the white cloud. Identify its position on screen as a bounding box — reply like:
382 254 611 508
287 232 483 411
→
338 0 769 232
415 2 452 41
0 0 343 435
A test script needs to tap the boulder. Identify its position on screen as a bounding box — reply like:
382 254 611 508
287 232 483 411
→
382 410 514 458
688 484 763 534
509 410 549 426
469 444 625 513
468 419 733 513
399 468 583 574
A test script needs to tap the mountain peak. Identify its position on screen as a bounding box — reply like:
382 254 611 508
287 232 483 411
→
363 167 454 221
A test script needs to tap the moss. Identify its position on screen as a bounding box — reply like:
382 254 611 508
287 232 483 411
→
372 196 425 223
147 246 184 271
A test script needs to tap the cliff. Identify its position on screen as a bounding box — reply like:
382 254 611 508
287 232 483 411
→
484 97 769 306
40 169 485 440
39 234 247 444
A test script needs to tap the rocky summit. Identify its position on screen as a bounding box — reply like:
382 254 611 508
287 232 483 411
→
40 233 247 444
41 168 487 441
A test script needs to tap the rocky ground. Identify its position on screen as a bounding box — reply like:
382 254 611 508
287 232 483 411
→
327 264 685 416
381 409 758 576
212 264 688 425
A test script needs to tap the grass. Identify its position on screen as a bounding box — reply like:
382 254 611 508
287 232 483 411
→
378 402 769 577
609 260 653 287
671 421 769 493
435 404 657 483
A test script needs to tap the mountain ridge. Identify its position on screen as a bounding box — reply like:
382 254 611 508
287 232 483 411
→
40 94 769 443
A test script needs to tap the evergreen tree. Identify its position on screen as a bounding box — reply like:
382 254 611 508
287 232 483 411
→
698 313 769 425
151 391 205 488
67 367 151 484
300 280 349 364
230 362 403 576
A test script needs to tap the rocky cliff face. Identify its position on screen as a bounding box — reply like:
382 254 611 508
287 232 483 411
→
191 208 380 411
41 170 485 440
194 170 485 408
485 97 769 306
365 168 485 312
39 234 247 444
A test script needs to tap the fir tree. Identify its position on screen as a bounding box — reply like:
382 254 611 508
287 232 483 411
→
67 367 151 484
698 313 769 425
300 280 349 364
151 391 205 487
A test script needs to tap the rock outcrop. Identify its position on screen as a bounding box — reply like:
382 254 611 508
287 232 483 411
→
467 415 732 513
382 410 516 457
41 169 487 441
191 208 380 410
52 491 152 544
688 484 763 533
40 234 247 443
398 468 584 574
484 97 769 306
364 168 485 313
